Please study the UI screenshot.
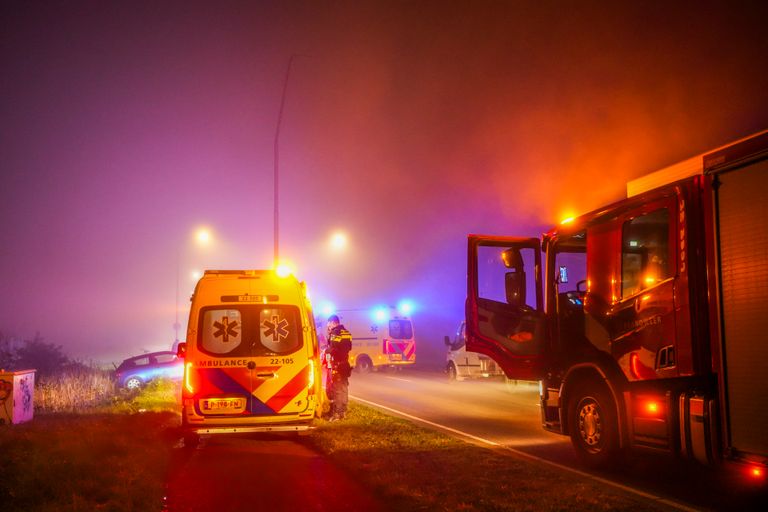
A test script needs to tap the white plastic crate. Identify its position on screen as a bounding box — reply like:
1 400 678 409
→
0 369 35 425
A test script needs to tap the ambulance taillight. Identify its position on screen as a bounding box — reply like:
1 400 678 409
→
307 359 315 393
184 362 196 394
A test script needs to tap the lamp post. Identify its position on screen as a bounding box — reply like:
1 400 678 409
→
273 54 309 268
175 227 214 344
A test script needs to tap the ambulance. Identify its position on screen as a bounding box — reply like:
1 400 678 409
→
178 270 322 444
316 307 416 372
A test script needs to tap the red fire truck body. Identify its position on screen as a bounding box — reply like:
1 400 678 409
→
465 131 768 472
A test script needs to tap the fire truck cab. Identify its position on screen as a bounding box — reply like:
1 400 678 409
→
466 131 768 471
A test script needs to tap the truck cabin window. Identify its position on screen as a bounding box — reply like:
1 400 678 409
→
621 208 670 298
555 251 587 303
477 245 538 310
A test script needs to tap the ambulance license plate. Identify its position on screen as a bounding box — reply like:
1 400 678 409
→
202 398 245 413
389 353 402 361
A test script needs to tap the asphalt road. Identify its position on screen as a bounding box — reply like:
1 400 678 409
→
349 368 767 512
164 434 382 512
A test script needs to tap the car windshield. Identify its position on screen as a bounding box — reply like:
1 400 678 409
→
198 305 303 357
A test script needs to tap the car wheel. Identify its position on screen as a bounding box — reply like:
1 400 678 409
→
125 377 142 390
567 382 621 468
356 356 372 374
447 362 458 381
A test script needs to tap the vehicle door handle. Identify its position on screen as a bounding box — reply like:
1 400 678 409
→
256 372 276 378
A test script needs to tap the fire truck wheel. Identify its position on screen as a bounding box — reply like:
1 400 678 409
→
567 382 620 468
356 356 372 374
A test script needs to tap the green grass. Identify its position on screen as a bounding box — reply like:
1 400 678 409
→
0 412 178 512
311 403 659 511
0 375 182 511
2 375 663 511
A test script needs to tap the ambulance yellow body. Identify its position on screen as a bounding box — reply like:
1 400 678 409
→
316 307 415 372
179 270 322 442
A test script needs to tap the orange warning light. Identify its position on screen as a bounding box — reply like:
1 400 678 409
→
750 467 763 478
646 401 659 414
560 216 575 225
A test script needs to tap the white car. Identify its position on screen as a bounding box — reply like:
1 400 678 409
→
445 321 505 380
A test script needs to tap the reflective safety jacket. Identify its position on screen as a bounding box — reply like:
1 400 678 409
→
328 324 352 379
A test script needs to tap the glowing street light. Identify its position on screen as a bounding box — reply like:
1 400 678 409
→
176 227 215 343
329 230 349 252
195 227 213 246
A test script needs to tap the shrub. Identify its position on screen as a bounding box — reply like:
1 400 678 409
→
35 365 116 412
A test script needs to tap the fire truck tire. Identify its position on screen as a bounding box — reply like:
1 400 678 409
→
356 356 373 374
567 382 621 468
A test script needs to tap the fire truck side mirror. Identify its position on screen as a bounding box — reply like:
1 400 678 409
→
176 342 187 358
505 270 527 307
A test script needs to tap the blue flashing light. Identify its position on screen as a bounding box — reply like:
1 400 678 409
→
319 302 335 317
372 307 389 323
397 299 415 316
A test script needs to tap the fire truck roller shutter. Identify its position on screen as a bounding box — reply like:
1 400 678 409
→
716 156 768 458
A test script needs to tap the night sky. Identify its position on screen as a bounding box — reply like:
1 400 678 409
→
2 1 768 363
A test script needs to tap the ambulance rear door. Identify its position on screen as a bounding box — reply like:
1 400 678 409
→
197 303 311 417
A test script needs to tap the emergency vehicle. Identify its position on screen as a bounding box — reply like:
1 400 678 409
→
465 130 768 476
178 270 322 444
444 321 505 380
316 307 415 372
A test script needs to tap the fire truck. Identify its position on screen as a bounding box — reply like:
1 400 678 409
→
465 130 768 476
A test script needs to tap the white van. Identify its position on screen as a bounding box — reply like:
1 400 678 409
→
316 307 415 372
178 270 322 443
445 321 505 380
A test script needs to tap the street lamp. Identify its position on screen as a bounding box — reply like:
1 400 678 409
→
194 227 213 246
175 227 215 344
329 230 349 252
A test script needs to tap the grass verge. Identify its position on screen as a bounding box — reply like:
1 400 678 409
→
311 402 660 511
0 411 179 512
0 379 181 511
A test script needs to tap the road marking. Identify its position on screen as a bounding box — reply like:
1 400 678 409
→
383 376 413 383
350 395 701 512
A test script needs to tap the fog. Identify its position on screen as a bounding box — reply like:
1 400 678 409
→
2 1 768 364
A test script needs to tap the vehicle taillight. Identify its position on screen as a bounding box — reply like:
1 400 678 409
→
307 360 315 393
184 362 195 394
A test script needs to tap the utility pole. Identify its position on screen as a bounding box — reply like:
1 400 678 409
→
273 55 297 268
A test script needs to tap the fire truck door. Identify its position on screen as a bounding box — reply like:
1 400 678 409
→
466 236 546 381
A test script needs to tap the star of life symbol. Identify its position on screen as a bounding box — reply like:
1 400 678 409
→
213 316 240 343
370 324 378 334
262 315 290 342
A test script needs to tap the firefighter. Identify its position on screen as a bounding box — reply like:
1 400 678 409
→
326 314 352 421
